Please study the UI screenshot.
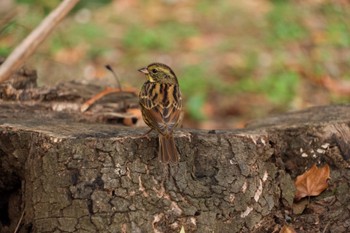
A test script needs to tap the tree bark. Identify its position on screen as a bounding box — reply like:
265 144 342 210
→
1 102 350 233
0 68 350 233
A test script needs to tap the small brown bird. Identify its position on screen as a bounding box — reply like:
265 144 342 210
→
138 63 183 163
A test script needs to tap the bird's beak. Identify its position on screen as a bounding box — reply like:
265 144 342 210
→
138 67 149 74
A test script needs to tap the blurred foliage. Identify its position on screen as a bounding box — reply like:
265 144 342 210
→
2 0 350 128
122 22 198 51
267 2 308 45
179 65 209 120
16 0 60 13
261 71 299 104
16 0 112 13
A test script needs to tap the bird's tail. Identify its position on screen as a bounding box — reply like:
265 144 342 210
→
158 134 179 163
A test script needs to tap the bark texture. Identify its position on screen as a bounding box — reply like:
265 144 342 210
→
0 67 349 233
1 104 350 233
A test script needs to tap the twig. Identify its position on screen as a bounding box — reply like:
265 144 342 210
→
13 209 25 233
321 220 331 233
105 64 122 91
80 86 138 112
0 0 79 83
80 65 133 113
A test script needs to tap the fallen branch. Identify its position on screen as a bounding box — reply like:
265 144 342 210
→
80 86 138 112
0 0 79 83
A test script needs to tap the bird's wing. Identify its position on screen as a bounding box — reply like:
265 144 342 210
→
139 83 182 135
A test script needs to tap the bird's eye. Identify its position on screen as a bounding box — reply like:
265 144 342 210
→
152 69 158 73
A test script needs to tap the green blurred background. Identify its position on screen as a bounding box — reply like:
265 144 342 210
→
1 0 350 129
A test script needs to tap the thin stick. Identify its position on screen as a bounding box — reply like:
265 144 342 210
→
13 209 25 233
0 0 79 83
80 86 137 112
321 220 331 233
105 64 127 112
105 64 123 91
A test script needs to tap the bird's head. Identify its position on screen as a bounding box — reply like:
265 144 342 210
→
138 63 178 84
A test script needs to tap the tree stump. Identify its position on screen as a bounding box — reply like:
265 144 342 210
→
0 68 349 232
1 103 350 233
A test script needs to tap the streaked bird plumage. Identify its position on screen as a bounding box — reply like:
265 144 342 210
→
138 63 182 163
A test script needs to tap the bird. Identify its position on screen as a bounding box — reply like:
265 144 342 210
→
138 63 183 164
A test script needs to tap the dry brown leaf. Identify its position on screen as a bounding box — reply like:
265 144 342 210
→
280 225 296 233
294 164 330 201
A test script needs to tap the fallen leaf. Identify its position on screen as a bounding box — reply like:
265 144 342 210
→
179 226 185 233
294 164 330 201
280 225 297 233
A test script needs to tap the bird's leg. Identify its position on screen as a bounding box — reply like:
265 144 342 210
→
142 128 154 141
143 128 153 136
130 128 154 140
